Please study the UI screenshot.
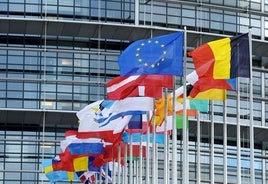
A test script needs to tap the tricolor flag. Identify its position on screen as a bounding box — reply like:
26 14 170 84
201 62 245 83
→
119 32 184 76
188 33 250 79
106 75 173 100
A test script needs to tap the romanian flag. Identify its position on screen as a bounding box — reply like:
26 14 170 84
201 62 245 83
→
188 33 250 79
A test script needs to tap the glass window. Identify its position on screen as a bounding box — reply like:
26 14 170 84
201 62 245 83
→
26 4 40 13
7 91 22 98
59 0 73 6
224 0 237 7
0 3 8 11
0 90 6 101
24 100 38 109
4 172 21 180
224 14 236 24
9 3 24 12
8 55 23 64
7 100 22 108
182 6 195 17
7 82 23 90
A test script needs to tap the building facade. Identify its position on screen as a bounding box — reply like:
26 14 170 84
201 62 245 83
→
0 0 268 183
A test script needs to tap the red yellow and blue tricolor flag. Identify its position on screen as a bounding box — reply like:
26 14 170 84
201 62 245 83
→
188 33 250 79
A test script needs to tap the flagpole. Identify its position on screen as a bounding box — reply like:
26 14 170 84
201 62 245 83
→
171 77 177 184
123 143 127 184
164 88 169 184
236 77 241 184
146 112 150 184
249 28 255 184
105 162 109 184
196 111 201 183
129 133 133 184
210 101 215 184
152 112 157 184
182 26 189 184
117 144 121 184
139 128 143 184
223 100 227 184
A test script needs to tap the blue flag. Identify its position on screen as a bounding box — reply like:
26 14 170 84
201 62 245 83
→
119 32 184 76
128 114 142 129
122 132 165 144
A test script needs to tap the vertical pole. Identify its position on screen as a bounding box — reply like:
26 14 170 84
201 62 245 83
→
237 78 241 184
152 114 156 184
262 150 266 183
146 112 150 183
249 29 255 184
223 101 227 184
134 0 139 25
123 143 128 184
117 144 121 184
164 89 169 184
139 129 143 184
105 163 109 184
182 26 189 184
171 77 177 184
196 111 201 183
210 101 215 184
129 134 133 184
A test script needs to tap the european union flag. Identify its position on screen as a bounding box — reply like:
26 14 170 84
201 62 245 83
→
119 32 184 76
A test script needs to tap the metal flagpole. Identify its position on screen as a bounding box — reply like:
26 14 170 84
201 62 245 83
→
196 111 201 183
248 29 255 184
134 159 137 183
105 163 109 184
210 101 215 184
171 75 177 184
223 100 227 184
123 143 128 184
117 144 121 184
129 133 133 184
155 144 159 184
182 26 189 184
146 112 150 183
152 113 157 184
237 78 241 184
139 128 143 184
164 88 169 184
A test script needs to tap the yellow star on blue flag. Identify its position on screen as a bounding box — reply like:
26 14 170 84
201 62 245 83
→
118 32 184 76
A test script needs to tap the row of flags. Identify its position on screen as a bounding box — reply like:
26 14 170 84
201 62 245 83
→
42 31 250 183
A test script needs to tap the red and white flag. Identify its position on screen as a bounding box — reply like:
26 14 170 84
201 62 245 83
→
106 75 173 100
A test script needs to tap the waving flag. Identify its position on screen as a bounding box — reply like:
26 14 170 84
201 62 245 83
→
119 32 184 76
42 159 79 182
122 132 165 144
106 75 173 100
96 97 154 127
188 33 250 79
76 171 96 183
77 97 154 142
154 84 209 126
186 70 236 100
187 78 236 98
